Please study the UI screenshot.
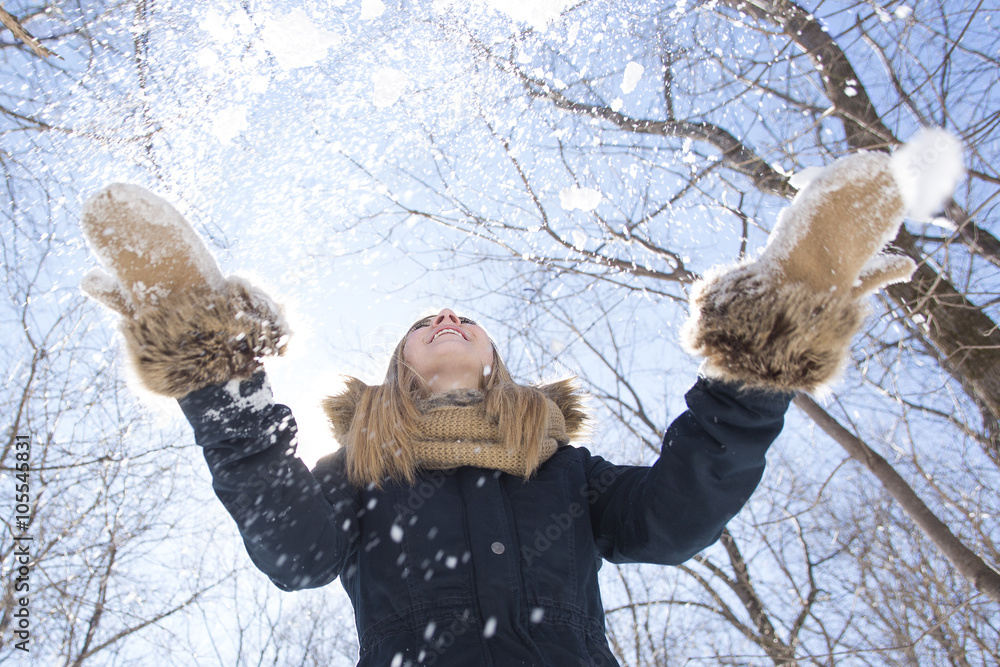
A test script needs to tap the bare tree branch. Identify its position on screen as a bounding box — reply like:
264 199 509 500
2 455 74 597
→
0 4 57 58
793 393 1000 604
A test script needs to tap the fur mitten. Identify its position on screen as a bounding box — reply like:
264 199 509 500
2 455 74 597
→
81 183 288 397
682 130 964 393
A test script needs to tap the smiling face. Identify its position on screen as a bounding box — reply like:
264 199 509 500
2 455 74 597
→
402 308 495 393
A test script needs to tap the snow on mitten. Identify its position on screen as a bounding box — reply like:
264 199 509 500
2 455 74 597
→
81 183 289 397
682 129 964 393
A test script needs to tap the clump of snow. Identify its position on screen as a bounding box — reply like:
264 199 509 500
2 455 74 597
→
361 0 386 20
926 216 957 231
247 75 269 95
211 105 248 142
620 62 644 93
200 9 253 42
220 376 275 413
669 0 689 20
200 9 230 41
788 165 825 190
560 187 602 212
261 10 340 70
195 47 220 70
890 128 964 221
372 68 408 108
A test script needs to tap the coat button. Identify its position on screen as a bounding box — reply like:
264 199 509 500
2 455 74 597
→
491 541 505 555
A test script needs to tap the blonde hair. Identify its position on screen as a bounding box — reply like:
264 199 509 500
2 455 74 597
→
336 333 566 489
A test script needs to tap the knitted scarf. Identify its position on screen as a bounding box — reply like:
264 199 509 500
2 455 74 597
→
323 379 587 485
411 389 568 476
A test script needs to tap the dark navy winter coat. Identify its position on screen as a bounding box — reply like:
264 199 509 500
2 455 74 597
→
179 372 792 666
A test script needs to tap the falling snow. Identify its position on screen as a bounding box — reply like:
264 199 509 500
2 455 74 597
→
620 62 644 93
361 0 387 20
486 0 575 30
560 186 602 211
15 0 991 664
372 67 409 108
210 105 248 142
261 10 341 70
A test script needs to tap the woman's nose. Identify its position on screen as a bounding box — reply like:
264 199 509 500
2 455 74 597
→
433 309 461 326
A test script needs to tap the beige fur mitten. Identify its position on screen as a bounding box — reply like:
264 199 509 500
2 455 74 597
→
81 183 288 397
682 130 964 393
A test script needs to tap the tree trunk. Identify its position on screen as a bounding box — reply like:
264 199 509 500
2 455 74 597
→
715 0 1000 452
794 394 1000 605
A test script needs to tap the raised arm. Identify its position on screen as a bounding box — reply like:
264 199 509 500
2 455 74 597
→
586 378 791 564
179 372 359 590
588 134 959 564
79 184 357 590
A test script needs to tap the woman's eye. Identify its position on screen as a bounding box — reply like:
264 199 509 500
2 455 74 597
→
459 317 477 326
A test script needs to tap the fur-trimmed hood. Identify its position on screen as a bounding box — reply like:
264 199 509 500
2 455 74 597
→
322 377 589 446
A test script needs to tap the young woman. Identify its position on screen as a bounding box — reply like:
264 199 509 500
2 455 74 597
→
80 137 940 665
178 307 791 666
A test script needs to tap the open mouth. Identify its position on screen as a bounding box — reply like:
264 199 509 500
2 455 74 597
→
431 327 467 342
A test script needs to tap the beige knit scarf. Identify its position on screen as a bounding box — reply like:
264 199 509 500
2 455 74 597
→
411 389 567 476
323 379 586 485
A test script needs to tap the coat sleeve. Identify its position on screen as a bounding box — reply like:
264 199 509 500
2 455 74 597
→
178 371 360 591
584 376 792 565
